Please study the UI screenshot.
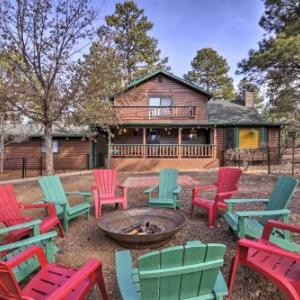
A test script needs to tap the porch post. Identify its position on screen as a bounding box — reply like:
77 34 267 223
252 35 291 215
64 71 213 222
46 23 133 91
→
178 127 182 158
143 127 146 158
213 127 217 158
107 128 111 169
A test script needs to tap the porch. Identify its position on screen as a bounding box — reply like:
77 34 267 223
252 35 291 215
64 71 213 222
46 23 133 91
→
108 126 220 171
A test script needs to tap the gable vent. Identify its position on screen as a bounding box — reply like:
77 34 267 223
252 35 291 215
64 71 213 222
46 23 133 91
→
158 75 163 83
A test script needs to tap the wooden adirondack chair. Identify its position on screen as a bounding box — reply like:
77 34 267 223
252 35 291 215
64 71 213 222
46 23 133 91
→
228 220 300 300
116 240 228 300
38 175 91 231
224 176 299 251
0 184 63 243
0 245 109 300
191 167 242 227
145 169 181 209
0 220 58 283
92 169 128 219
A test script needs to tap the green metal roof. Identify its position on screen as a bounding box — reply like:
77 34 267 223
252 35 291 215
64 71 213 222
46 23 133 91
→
126 69 213 99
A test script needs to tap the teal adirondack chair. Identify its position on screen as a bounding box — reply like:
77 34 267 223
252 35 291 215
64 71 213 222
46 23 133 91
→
224 176 299 251
144 169 181 209
0 220 58 283
38 175 91 231
116 240 228 300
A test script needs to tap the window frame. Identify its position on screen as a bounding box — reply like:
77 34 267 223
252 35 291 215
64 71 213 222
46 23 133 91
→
41 139 59 153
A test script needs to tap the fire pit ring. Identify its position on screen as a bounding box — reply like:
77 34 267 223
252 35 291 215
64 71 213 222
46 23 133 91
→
98 208 186 249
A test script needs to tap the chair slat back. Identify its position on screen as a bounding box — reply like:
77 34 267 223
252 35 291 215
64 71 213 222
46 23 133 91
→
0 262 22 298
137 242 226 300
93 169 117 197
0 185 24 227
38 176 69 214
263 176 298 223
158 169 178 200
216 167 242 194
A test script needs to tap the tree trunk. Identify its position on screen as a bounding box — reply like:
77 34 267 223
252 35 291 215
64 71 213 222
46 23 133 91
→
0 135 4 175
44 123 54 175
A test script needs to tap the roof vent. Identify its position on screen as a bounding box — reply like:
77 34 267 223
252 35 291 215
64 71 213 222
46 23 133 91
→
158 75 163 83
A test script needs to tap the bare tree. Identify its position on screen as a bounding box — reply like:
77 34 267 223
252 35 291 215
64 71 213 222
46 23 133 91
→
0 0 96 174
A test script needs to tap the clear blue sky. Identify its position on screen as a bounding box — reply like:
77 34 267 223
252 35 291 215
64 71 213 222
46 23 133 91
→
91 0 264 88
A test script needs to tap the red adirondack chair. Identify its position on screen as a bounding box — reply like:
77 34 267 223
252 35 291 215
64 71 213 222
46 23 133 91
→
0 184 63 243
228 220 300 300
191 167 242 227
92 169 128 219
0 245 109 299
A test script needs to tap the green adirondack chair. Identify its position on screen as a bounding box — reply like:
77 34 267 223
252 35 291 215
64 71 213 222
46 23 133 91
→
38 175 91 231
224 176 299 251
0 220 58 283
145 169 181 209
116 240 228 300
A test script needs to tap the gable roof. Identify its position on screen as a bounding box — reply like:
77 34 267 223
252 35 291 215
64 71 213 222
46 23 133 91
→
207 100 278 126
126 69 212 98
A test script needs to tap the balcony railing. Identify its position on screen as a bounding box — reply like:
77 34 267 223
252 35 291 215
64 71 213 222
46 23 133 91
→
114 106 196 120
110 144 215 158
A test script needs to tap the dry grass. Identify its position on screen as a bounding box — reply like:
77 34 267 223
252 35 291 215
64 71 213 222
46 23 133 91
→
11 167 300 300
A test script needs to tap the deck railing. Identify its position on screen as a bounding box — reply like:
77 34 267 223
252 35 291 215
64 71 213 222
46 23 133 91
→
110 144 215 158
114 106 196 120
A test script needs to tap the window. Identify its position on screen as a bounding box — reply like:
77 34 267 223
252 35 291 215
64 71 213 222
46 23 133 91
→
239 129 260 149
148 130 160 144
149 97 172 118
41 140 59 153
225 128 235 149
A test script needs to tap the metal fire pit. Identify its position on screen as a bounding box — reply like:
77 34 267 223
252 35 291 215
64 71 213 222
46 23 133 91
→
97 208 186 249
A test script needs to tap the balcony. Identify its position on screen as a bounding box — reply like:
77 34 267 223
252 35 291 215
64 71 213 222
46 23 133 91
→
110 144 216 158
115 106 196 120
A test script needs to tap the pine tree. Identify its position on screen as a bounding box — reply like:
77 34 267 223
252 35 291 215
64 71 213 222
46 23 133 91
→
184 48 235 99
237 0 300 137
98 0 169 82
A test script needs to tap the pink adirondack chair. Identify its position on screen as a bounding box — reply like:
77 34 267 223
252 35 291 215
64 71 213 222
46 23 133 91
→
0 184 63 243
92 169 128 219
0 245 109 300
191 167 242 227
228 220 300 299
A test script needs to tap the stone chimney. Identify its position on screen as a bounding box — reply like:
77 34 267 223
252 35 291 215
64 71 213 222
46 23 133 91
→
242 90 254 108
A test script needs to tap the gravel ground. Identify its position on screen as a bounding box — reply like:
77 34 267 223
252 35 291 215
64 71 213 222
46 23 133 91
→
13 167 300 300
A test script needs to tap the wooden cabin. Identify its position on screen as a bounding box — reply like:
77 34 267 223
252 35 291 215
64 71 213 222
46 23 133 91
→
2 126 105 173
109 70 281 172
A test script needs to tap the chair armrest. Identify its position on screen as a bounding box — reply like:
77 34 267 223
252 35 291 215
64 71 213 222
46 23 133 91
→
66 191 91 203
236 209 290 218
0 220 42 235
193 183 216 198
144 185 159 195
218 190 239 197
66 191 91 196
238 238 300 262
173 185 181 194
0 231 57 252
48 259 108 300
4 245 48 269
225 198 269 204
262 220 300 241
22 202 57 218
117 184 127 190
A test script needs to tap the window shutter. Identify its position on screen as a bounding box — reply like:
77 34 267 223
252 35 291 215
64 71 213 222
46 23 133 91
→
260 127 267 146
234 127 239 148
